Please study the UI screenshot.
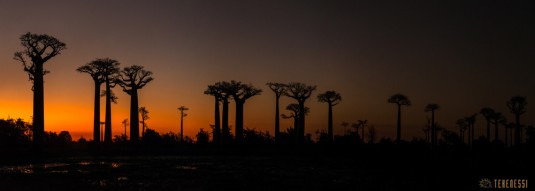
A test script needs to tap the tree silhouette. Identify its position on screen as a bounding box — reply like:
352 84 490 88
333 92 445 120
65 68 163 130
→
281 103 309 142
357 120 368 143
76 60 107 143
341 122 349 134
465 114 477 148
491 112 504 142
90 58 121 144
178 106 189 142
425 104 439 147
387 94 411 143
367 125 376 144
284 83 316 143
350 123 360 139
13 32 66 147
507 96 527 146
266 82 287 142
228 81 262 143
139 107 149 139
480 107 496 141
122 118 129 139
116 65 154 142
213 81 233 144
317 91 342 142
204 85 223 144
456 118 467 144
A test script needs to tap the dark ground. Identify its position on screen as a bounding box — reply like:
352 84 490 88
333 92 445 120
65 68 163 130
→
0 145 532 191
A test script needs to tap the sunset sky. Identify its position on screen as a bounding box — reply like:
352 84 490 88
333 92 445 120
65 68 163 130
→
0 0 534 141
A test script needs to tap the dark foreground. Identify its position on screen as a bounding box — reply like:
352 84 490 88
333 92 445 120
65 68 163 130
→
0 146 532 191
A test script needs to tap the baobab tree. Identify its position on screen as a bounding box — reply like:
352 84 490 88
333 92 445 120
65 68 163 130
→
213 81 233 144
507 96 527 146
13 32 66 147
77 60 107 143
388 94 411 143
281 103 310 142
116 65 154 142
357 120 368 142
178 106 189 142
229 81 262 143
122 118 129 138
456 118 467 144
465 114 477 148
491 112 504 142
266 82 287 142
139 107 149 138
480 107 496 141
93 58 121 143
425 103 439 147
351 123 360 139
285 82 316 143
204 85 223 144
317 91 342 142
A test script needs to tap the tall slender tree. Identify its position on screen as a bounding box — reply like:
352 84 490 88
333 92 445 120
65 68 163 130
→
204 85 223 144
139 107 149 139
14 32 66 147
388 94 411 143
214 81 233 144
425 104 439 147
266 82 287 142
480 107 496 141
76 60 107 143
317 91 342 142
465 114 477 148
456 118 467 144
357 120 368 143
507 96 527 146
116 65 154 142
491 112 503 142
122 118 129 138
178 106 189 142
285 83 316 143
229 81 262 143
99 58 120 143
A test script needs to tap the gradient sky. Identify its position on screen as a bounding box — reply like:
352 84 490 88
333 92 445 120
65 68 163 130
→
1 0 534 141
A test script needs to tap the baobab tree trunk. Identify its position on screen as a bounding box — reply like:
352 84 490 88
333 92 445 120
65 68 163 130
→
222 98 229 144
327 103 333 142
105 78 112 143
396 104 401 143
494 122 499 142
486 120 491 142
33 63 45 148
235 101 244 143
130 89 140 142
298 101 306 143
93 80 101 143
515 115 520 146
431 111 435 147
505 126 508 146
213 97 221 144
274 96 280 142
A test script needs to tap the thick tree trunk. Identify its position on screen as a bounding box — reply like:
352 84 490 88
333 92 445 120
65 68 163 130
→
213 97 221 144
494 122 499 142
222 98 229 144
274 96 280 142
104 78 112 143
396 104 401 143
431 111 435 147
327 103 333 142
235 100 244 143
298 101 306 143
293 115 299 143
33 63 45 148
93 80 101 143
515 115 520 146
130 89 140 142
486 120 490 141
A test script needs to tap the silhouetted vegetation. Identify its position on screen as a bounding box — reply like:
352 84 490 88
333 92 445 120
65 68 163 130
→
388 94 411 143
507 96 527 146
228 81 262 143
317 90 342 143
177 106 189 141
285 83 316 144
116 65 154 142
13 32 66 148
266 82 287 142
425 103 439 147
